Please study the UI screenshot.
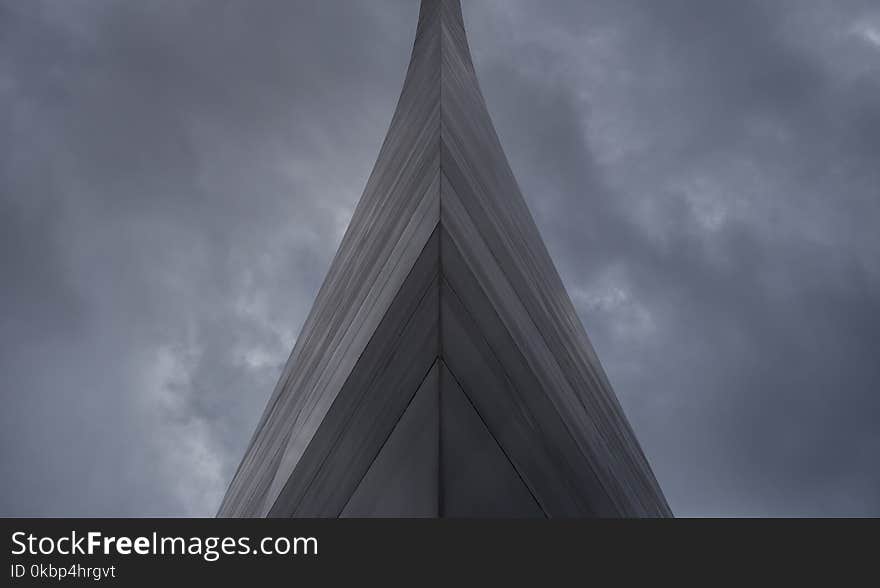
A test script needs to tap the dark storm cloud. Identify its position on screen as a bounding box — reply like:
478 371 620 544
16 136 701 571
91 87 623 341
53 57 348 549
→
1 1 878 515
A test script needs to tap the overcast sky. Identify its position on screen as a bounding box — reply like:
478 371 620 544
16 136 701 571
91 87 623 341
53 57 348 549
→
2 0 879 517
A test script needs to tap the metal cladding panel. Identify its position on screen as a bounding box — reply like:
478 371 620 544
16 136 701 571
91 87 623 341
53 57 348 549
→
437 9 667 515
439 230 614 516
439 362 544 518
435 0 669 516
341 362 440 518
218 0 670 518
268 230 442 517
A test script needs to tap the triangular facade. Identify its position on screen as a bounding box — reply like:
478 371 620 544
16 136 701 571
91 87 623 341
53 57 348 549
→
219 0 671 518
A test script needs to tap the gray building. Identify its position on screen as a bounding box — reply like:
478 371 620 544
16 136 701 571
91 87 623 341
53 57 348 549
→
218 0 671 518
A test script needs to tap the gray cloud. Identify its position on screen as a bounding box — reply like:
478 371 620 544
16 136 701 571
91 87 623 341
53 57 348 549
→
1 0 878 516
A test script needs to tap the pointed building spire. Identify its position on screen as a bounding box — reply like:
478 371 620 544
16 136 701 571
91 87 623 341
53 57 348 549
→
219 0 671 518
